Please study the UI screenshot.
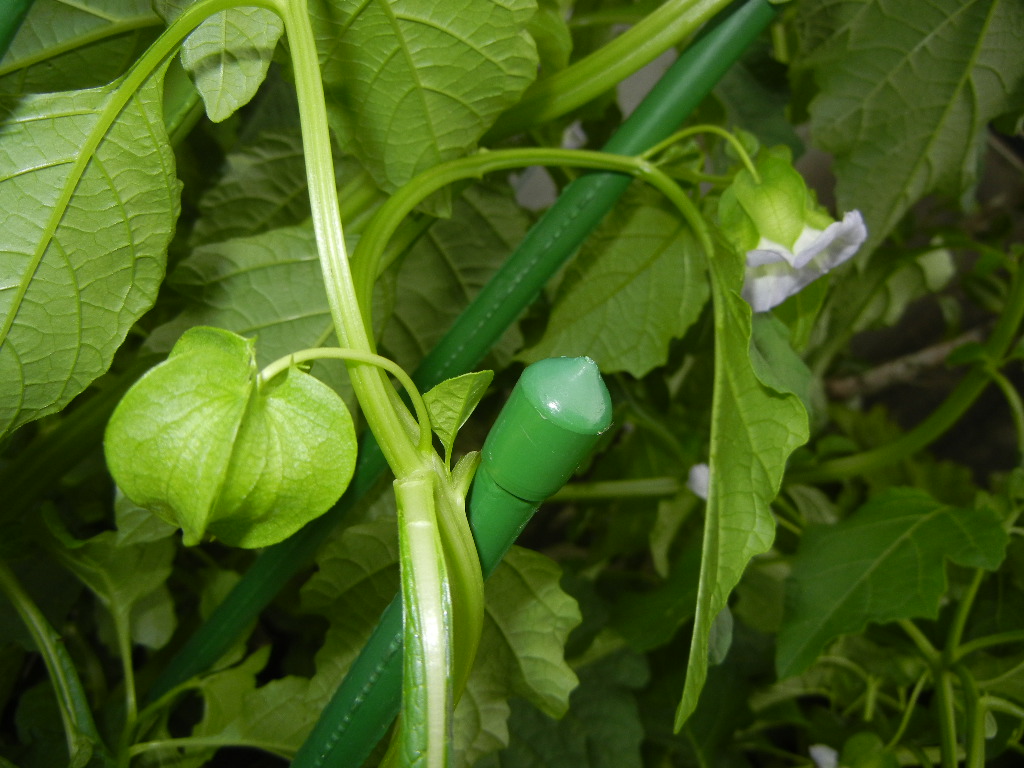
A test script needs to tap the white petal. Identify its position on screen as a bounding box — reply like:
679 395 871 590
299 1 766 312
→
809 744 838 768
741 211 867 312
742 261 803 313
806 211 868 273
687 463 710 500
747 238 798 267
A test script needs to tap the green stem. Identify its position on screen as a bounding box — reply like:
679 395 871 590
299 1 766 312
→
114 610 138 762
935 670 960 768
353 146 715 325
988 366 1024 461
272 0 422 478
641 123 761 182
899 619 940 664
128 735 294 759
0 560 108 764
886 672 932 751
487 0 733 139
980 695 1024 720
394 471 451 768
945 569 984 662
792 264 1024 484
955 629 1024 663
258 347 432 454
551 476 682 501
955 665 986 768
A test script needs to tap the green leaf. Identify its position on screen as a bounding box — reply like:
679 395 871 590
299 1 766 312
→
0 0 163 94
381 183 531 370
104 326 357 548
0 73 181 439
156 0 283 123
45 510 176 634
144 225 356 399
675 242 809 728
454 546 581 767
301 520 400 700
188 128 311 246
528 0 572 76
196 675 317 759
776 487 1009 679
795 0 1024 253
840 732 899 768
485 649 647 768
312 0 538 198
147 225 328 364
424 370 494 466
177 647 319 762
519 187 709 377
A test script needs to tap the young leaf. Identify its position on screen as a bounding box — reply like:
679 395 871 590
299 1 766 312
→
311 0 538 199
795 0 1024 254
454 546 581 767
519 187 709 377
425 370 494 466
45 509 177 650
156 0 283 123
675 243 809 728
104 326 357 548
776 488 1009 679
0 0 163 93
0 73 180 439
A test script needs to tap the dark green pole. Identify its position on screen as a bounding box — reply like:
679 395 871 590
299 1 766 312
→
0 0 33 59
148 0 777 702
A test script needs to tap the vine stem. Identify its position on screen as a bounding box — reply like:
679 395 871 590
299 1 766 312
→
352 146 716 327
955 629 1024 662
487 0 732 139
945 569 985 662
0 560 107 763
258 347 433 454
640 124 761 182
273 0 424 478
790 262 1024 484
128 735 295 759
551 476 682 500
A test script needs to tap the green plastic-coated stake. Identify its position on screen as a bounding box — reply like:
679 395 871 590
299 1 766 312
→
292 357 612 768
0 0 33 58
148 0 775 702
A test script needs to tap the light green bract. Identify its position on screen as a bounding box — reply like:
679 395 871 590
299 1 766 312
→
104 326 356 548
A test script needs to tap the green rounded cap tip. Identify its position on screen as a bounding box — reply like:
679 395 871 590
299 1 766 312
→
481 356 613 502
519 356 613 435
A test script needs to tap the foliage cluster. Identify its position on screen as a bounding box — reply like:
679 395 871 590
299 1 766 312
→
1 0 1023 766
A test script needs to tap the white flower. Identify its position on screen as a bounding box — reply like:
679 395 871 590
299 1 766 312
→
719 146 868 313
742 210 867 312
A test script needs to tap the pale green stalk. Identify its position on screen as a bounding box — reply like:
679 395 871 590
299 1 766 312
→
0 560 108 764
258 347 433 454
